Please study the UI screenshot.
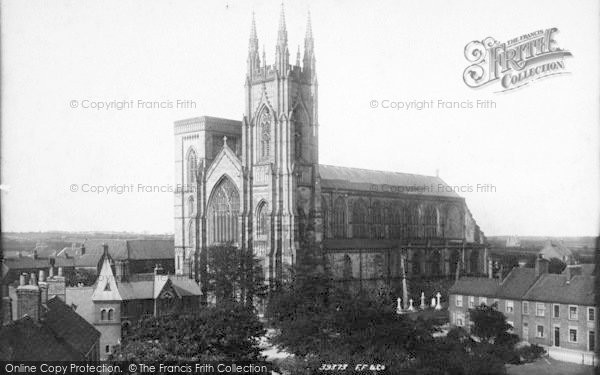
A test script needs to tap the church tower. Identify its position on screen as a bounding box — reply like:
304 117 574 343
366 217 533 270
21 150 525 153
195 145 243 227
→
241 7 321 284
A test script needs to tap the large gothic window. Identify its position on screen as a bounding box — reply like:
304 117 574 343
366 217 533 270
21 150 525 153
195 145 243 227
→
446 206 461 239
352 199 368 239
430 250 442 276
333 197 347 238
424 205 439 238
371 201 384 239
256 201 269 237
207 177 240 245
408 204 420 238
187 149 198 185
259 109 271 160
389 204 403 239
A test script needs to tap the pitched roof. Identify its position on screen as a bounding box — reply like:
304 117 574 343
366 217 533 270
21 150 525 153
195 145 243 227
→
539 240 573 260
0 317 80 361
495 267 538 299
126 239 174 260
170 276 203 296
44 297 100 357
319 164 460 197
523 273 595 305
75 239 173 267
449 277 500 297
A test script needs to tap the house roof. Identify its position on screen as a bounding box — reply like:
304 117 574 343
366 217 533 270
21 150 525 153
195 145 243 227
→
449 277 500 297
0 297 99 361
523 273 595 305
3 257 52 270
0 317 80 361
539 240 573 260
495 267 538 299
75 239 174 267
170 276 203 296
319 164 460 198
44 297 100 357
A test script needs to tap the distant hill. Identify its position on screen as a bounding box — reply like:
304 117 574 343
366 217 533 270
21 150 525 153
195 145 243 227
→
487 236 597 251
2 232 174 257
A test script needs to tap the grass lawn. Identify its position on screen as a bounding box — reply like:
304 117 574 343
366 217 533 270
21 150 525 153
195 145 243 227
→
506 356 596 375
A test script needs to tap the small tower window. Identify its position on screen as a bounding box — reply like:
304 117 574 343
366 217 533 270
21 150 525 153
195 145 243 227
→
187 149 198 185
108 309 114 320
259 109 271 160
100 309 106 321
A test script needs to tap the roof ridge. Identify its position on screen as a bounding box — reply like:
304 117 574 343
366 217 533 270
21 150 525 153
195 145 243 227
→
319 163 443 180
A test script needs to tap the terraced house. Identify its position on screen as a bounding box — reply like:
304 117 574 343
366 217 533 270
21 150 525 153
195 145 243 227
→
449 256 597 365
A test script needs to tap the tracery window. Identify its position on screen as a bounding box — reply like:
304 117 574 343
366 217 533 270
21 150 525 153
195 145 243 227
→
424 205 439 238
333 197 347 238
207 177 240 245
187 149 198 185
352 199 368 239
371 201 384 239
408 204 420 238
446 206 461 238
256 201 269 237
259 109 271 160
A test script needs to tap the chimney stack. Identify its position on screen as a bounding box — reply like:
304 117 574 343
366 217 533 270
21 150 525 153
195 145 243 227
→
535 254 549 277
47 267 66 302
565 264 582 283
2 283 12 324
17 273 41 321
38 270 48 305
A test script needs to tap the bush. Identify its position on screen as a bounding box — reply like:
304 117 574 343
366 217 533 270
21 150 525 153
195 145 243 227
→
516 344 546 363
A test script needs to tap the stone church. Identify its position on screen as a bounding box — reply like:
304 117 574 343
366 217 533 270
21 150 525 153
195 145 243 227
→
173 8 488 292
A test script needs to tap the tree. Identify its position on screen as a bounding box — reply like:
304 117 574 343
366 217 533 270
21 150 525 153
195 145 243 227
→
110 302 265 362
205 244 267 306
266 247 437 372
469 303 513 344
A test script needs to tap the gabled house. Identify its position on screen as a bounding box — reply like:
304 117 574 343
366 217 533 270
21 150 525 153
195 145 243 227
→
65 244 202 359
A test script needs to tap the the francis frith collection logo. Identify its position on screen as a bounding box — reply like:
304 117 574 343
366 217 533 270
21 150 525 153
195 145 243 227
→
463 28 572 92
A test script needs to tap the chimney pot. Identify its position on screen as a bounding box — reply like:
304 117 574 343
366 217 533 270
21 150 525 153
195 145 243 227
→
58 267 63 277
39 270 45 283
49 266 54 278
19 274 26 286
30 273 37 286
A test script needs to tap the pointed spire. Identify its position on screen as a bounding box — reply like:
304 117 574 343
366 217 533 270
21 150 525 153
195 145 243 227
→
305 9 313 41
262 45 266 68
248 11 259 54
304 10 314 54
277 3 287 46
303 9 315 75
296 45 301 66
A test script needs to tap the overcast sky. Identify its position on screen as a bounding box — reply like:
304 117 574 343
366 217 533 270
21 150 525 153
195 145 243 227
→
1 0 598 236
